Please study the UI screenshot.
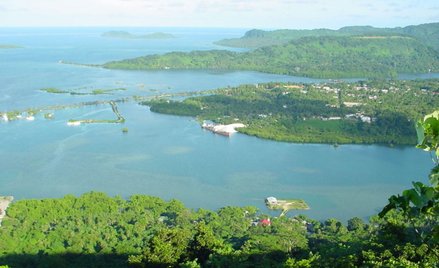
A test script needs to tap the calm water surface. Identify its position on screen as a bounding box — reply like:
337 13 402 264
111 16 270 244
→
0 28 436 221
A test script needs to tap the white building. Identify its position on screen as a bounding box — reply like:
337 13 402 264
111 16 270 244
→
265 197 278 205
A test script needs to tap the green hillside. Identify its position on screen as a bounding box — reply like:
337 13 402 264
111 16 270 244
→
103 36 439 79
215 22 439 50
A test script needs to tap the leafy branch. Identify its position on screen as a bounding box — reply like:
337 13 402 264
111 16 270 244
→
380 111 439 256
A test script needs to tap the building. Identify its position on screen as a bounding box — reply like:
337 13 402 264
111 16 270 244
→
259 218 272 226
265 196 278 205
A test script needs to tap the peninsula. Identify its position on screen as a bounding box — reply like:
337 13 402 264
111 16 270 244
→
143 79 439 145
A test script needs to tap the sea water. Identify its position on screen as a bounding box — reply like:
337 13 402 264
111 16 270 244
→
0 27 437 221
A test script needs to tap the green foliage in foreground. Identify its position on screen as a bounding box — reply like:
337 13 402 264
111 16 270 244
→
143 80 439 145
103 35 439 79
380 111 439 257
215 22 439 50
0 192 437 267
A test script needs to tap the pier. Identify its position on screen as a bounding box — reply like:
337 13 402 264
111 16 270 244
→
265 196 309 217
202 122 246 137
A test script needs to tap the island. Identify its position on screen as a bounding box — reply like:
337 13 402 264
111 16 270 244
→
101 31 176 39
103 35 439 79
40 87 127 95
0 44 22 49
142 79 439 145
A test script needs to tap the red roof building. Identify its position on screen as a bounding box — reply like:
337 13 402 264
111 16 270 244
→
259 218 271 226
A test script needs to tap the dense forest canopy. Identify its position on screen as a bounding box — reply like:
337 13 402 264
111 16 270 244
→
103 35 439 79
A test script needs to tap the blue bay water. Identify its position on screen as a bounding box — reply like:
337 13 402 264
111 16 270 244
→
0 27 436 221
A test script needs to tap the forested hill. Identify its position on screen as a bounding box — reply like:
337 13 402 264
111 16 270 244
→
103 36 439 79
215 22 439 50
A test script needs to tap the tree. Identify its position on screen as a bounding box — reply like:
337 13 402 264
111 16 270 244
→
189 221 223 264
379 110 439 257
143 228 191 267
347 217 365 232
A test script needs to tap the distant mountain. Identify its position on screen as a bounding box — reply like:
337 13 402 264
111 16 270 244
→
101 31 176 39
103 35 439 79
215 23 439 51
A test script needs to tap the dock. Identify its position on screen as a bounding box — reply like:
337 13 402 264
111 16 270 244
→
202 122 246 137
67 101 126 125
265 196 309 217
0 196 13 226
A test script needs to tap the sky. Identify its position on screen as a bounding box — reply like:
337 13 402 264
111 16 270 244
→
0 0 438 29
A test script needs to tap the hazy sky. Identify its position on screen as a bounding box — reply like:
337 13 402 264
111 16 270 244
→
1 0 438 28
